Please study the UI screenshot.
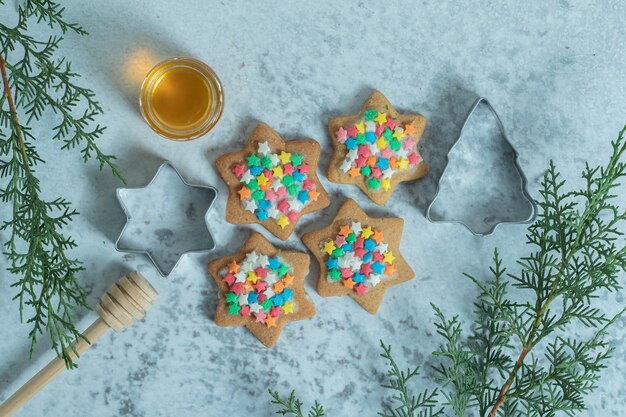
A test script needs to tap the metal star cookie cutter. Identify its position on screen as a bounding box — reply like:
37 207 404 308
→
115 161 218 276
426 97 537 236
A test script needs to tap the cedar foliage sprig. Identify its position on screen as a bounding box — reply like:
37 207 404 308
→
0 0 122 368
269 126 626 416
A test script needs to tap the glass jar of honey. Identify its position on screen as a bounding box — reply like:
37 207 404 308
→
140 57 224 140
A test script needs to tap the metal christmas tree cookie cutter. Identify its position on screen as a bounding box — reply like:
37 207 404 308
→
425 97 537 236
115 161 218 276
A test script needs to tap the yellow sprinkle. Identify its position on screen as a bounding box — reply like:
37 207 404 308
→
278 151 292 165
323 240 336 255
397 158 409 170
277 216 290 228
272 166 284 178
257 175 268 186
392 128 405 140
375 137 388 150
381 178 391 191
355 120 365 134
361 226 374 239
247 271 258 283
383 251 395 264
374 112 387 125
283 301 294 314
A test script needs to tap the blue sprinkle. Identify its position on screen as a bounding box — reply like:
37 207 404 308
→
341 243 353 252
268 257 281 270
273 293 285 306
372 261 385 274
325 257 338 269
362 252 373 263
282 289 293 301
352 272 365 283
258 199 271 210
345 137 357 150
248 292 258 304
256 209 268 221
364 238 377 252
297 190 310 203
365 132 376 143
250 165 263 176
377 157 389 170
292 171 305 183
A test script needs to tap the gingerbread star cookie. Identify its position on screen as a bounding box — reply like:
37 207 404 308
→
328 91 428 205
301 198 414 314
215 123 330 240
207 232 316 347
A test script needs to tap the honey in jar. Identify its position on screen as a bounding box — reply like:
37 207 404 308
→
140 57 223 140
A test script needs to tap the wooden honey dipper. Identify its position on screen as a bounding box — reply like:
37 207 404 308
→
0 271 158 417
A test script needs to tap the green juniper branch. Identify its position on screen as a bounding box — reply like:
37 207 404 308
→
0 0 122 368
269 127 626 417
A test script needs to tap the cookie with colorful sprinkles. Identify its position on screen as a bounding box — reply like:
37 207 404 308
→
301 198 414 314
215 123 330 240
328 91 428 205
207 232 316 347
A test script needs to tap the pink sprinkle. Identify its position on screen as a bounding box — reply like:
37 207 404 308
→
255 281 267 293
255 311 267 323
340 268 353 278
283 163 295 175
346 125 359 138
232 164 246 178
265 189 277 202
354 237 364 249
375 124 385 136
223 272 236 286
263 168 274 179
354 247 367 258
276 186 288 199
255 267 268 278
386 118 398 129
336 127 348 142
403 138 416 151
372 251 383 262
408 153 422 165
358 145 371 158
298 162 310 173
335 235 347 247
360 263 373 276
355 155 367 168
240 305 251 317
270 306 283 317
354 283 368 295
370 167 382 179
231 282 243 295
278 200 290 213
287 211 299 222
380 148 393 159
302 179 314 190
257 293 267 303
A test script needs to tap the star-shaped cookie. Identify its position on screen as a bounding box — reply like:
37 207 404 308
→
328 91 428 205
215 123 330 240
301 198 414 314
207 232 316 347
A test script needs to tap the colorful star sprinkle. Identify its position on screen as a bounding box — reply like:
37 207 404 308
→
208 232 316 347
321 221 394 295
302 198 415 314
220 251 295 328
336 110 422 190
215 123 330 240
328 91 427 205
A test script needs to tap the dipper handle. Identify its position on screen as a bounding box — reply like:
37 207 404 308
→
0 272 157 417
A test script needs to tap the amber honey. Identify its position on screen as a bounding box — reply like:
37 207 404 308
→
140 57 223 140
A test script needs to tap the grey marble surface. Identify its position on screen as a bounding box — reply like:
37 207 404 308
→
1 1 626 416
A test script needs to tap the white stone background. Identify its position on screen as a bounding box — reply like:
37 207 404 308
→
1 1 625 416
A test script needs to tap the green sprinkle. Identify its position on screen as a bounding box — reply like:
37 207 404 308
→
332 247 344 257
383 128 393 140
328 269 341 281
261 156 272 169
277 264 289 277
252 190 265 201
247 179 259 191
368 178 381 189
262 299 273 311
291 153 304 166
356 133 366 145
282 175 294 187
364 109 377 121
228 303 240 315
361 165 371 177
246 154 261 166
287 184 300 196
389 138 401 151
226 292 238 304
346 232 357 243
